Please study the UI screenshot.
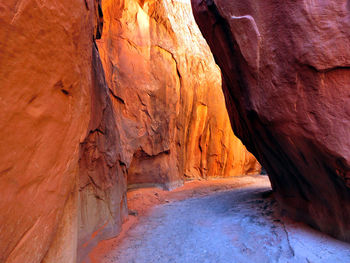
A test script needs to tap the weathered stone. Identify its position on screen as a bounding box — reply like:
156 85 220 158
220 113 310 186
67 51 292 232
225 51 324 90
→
0 0 95 262
97 0 260 189
0 0 129 262
77 45 128 262
192 0 350 240
0 0 260 262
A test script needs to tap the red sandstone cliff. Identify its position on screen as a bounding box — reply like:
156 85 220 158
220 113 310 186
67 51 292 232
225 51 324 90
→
0 0 97 262
97 0 260 189
192 0 350 241
0 0 259 262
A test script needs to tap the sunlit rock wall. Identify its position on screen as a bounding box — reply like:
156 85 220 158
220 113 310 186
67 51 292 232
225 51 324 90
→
97 0 260 188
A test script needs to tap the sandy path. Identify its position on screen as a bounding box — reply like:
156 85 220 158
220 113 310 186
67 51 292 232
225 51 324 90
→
90 176 350 263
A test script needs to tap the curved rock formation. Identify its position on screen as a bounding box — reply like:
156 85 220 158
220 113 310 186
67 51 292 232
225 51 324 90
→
191 0 350 240
98 0 260 188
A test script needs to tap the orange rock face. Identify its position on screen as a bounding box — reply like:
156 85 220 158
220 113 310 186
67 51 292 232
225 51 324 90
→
192 0 350 241
0 1 95 262
0 0 127 262
97 0 260 188
0 0 259 262
77 46 128 262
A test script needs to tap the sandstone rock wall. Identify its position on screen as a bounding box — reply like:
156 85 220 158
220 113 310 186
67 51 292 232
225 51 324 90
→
0 0 95 262
0 1 128 262
97 0 260 188
0 0 260 262
77 45 128 262
192 0 350 240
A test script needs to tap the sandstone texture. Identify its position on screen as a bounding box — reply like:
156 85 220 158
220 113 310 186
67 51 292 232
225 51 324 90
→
98 0 260 189
192 0 350 240
0 0 92 262
0 0 126 262
0 0 260 262
77 45 128 262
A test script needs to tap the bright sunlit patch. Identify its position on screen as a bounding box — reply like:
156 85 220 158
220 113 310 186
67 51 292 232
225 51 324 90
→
137 5 150 36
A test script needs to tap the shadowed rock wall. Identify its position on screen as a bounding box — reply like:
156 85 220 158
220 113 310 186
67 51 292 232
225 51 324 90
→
77 45 128 262
0 0 128 262
0 0 97 262
191 0 350 240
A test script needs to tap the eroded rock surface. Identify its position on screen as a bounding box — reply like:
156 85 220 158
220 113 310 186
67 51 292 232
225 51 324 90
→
77 45 128 262
0 0 260 262
0 1 96 262
192 0 350 240
0 0 128 262
98 0 260 188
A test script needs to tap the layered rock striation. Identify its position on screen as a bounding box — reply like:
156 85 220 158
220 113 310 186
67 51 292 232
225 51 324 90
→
192 0 350 240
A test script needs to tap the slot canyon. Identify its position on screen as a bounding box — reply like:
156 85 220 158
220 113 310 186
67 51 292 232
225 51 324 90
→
0 0 349 262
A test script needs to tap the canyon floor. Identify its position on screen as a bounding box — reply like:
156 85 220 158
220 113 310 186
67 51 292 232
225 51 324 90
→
89 175 350 263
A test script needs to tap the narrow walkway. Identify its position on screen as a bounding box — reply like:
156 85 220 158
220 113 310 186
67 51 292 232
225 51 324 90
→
91 176 350 263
